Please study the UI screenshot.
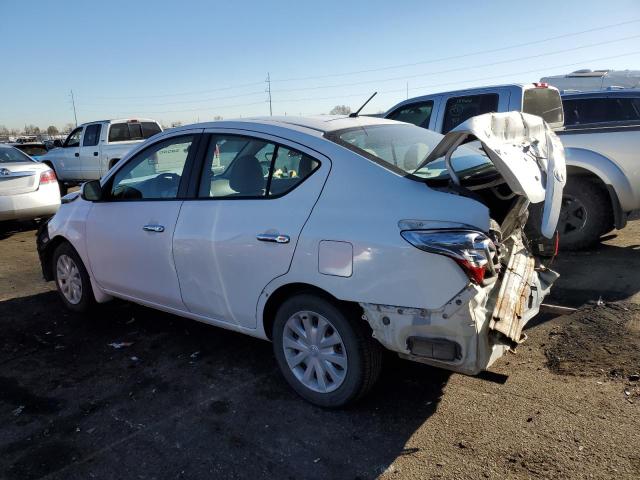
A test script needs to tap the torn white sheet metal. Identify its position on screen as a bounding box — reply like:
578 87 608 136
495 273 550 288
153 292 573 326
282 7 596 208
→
420 112 567 239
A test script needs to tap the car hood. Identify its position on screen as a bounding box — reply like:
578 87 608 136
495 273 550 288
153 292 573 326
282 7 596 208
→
419 112 566 239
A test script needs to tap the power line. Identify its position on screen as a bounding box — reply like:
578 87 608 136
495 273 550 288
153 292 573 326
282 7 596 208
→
271 34 640 94
76 18 640 102
271 18 640 83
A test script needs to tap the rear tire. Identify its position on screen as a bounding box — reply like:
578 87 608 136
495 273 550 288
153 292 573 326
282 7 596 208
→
58 181 68 196
52 242 95 312
272 294 383 408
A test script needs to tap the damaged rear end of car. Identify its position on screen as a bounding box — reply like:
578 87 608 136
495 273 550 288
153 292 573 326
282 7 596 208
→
357 112 566 374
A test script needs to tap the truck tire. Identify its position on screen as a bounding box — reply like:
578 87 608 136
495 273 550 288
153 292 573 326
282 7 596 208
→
528 177 609 251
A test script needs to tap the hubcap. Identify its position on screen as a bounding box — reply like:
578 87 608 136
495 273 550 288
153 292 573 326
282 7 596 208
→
558 194 588 236
282 310 348 393
56 254 82 305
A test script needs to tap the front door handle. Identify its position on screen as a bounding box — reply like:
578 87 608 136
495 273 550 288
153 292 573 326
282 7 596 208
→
143 224 165 233
93 152 99 156
74 152 79 157
256 233 290 244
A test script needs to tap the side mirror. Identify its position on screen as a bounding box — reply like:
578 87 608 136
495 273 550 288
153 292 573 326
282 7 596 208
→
81 180 103 201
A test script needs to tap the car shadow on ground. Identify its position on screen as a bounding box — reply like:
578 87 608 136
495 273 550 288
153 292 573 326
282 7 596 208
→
0 291 450 480
0 221 39 240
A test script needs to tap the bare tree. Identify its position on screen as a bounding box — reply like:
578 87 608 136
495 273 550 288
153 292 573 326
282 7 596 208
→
63 123 75 134
329 105 351 115
24 124 41 135
0 125 9 135
213 115 223 121
47 125 59 136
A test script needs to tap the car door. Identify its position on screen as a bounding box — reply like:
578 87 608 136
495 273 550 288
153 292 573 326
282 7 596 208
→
58 127 83 179
85 131 202 310
173 131 330 328
79 123 102 180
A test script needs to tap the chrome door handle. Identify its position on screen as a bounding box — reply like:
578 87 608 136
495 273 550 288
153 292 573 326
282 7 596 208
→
143 224 165 233
256 233 290 244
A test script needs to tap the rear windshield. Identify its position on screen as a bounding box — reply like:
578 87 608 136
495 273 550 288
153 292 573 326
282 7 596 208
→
523 88 564 126
325 123 493 182
0 146 35 163
16 145 48 156
108 122 161 142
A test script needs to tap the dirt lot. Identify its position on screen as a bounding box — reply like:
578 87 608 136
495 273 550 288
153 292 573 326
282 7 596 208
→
1 221 639 480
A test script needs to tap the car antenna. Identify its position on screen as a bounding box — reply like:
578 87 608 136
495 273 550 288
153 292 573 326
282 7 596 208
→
349 92 377 117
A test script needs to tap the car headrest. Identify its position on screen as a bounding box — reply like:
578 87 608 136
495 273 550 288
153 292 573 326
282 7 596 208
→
229 155 264 195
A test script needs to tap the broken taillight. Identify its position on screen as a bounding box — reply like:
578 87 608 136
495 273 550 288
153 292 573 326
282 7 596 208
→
400 229 497 284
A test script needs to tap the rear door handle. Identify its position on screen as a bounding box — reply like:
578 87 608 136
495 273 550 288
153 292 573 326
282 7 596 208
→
93 152 99 156
256 233 290 244
143 224 165 233
74 152 79 157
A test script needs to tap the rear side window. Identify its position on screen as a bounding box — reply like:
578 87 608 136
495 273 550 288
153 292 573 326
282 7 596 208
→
563 97 640 126
108 122 161 142
442 94 498 133
198 135 319 199
386 101 434 128
523 88 564 126
83 124 102 147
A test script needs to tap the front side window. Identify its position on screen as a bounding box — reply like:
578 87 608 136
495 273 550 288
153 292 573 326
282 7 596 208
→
64 128 82 148
442 94 499 133
386 101 434 128
109 135 193 200
198 135 319 198
326 123 493 182
83 124 102 147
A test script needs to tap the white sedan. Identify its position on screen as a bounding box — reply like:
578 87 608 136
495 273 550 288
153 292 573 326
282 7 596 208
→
0 144 60 221
37 113 565 407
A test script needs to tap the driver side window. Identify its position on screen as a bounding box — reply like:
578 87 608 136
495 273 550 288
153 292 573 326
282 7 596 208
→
64 128 83 148
109 135 194 200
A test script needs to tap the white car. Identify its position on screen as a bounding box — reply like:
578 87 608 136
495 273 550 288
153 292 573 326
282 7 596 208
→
37 113 565 407
0 144 60 221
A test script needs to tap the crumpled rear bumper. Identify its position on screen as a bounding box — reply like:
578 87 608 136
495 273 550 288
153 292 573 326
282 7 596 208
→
360 236 558 375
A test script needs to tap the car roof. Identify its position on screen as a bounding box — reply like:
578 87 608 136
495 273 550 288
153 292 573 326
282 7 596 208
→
171 115 400 136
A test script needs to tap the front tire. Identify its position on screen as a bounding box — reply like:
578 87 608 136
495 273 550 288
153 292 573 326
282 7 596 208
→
52 242 95 312
272 294 382 407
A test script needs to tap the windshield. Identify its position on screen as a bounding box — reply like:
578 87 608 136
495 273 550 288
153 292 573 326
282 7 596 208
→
326 123 493 181
16 145 47 157
0 146 35 164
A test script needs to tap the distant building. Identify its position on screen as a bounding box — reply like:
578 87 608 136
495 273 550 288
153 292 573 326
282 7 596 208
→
540 69 640 92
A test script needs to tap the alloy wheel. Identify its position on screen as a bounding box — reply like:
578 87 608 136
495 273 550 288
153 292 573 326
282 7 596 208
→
282 310 348 393
56 254 83 305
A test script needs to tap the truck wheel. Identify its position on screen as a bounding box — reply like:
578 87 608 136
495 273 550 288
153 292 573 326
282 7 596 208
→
272 294 383 408
58 181 68 196
528 177 609 251
52 242 95 312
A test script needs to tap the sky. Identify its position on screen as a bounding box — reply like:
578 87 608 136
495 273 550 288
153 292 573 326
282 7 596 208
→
1 0 639 130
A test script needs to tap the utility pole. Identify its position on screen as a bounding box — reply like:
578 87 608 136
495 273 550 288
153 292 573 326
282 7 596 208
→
70 90 78 127
266 72 273 116
406 81 409 99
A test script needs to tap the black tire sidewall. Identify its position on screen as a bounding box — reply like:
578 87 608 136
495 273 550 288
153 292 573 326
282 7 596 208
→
557 179 609 250
272 294 368 408
52 242 95 312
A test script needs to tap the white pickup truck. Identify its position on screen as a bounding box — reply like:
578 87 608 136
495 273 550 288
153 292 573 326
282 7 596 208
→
39 118 162 194
384 84 640 249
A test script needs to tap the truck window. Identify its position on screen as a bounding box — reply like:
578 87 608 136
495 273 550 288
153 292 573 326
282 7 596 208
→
142 122 162 138
523 88 564 126
82 124 102 147
563 97 640 126
109 122 162 142
442 94 498 133
387 101 434 128
64 127 83 148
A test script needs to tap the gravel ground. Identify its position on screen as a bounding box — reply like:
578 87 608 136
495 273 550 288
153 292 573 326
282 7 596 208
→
0 220 639 480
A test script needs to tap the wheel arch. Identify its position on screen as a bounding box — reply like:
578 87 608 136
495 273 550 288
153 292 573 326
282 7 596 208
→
261 282 364 341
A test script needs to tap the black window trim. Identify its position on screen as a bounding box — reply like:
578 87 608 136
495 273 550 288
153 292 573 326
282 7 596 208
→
186 132 323 201
97 133 203 203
